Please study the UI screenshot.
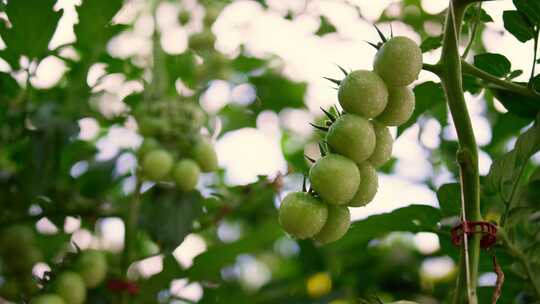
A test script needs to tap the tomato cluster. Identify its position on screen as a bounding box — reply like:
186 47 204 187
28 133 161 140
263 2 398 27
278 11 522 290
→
279 36 421 244
135 99 218 191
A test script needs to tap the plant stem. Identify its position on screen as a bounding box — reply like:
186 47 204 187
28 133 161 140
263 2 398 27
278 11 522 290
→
439 1 482 303
461 61 540 99
499 229 540 299
529 27 539 86
121 180 142 304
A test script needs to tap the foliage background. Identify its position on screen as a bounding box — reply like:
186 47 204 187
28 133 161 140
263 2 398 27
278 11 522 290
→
0 0 539 303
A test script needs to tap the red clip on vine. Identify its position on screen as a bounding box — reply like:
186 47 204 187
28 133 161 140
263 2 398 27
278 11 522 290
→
107 279 139 295
451 221 497 249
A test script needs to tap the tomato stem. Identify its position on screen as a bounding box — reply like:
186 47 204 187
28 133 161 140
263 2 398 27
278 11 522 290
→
439 1 481 303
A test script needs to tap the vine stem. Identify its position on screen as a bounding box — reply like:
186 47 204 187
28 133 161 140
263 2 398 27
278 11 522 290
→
439 1 482 303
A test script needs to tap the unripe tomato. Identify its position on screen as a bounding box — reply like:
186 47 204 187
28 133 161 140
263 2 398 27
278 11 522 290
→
193 139 218 172
326 114 376 163
188 31 216 51
173 159 200 192
376 86 415 126
75 250 107 289
137 138 159 159
373 36 422 86
279 192 328 239
142 149 174 180
52 271 86 304
338 70 388 118
30 294 66 304
313 205 350 244
349 163 378 207
309 154 360 205
306 272 332 298
368 121 393 167
178 10 191 25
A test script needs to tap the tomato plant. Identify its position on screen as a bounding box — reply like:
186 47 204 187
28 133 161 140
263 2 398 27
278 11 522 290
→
1 0 540 303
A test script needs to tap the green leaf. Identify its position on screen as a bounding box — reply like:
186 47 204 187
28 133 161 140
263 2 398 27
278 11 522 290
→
35 232 71 262
315 15 337 36
507 69 523 80
231 53 267 73
464 7 493 23
0 0 62 59
249 71 307 114
397 81 445 136
0 72 19 102
490 86 540 119
330 205 442 251
420 36 442 53
218 104 256 134
437 183 461 217
487 112 530 153
140 187 203 251
74 0 123 56
503 10 535 43
474 53 511 77
513 0 540 24
186 221 282 281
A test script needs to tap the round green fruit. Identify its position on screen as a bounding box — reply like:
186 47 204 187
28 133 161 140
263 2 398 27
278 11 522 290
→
326 114 376 163
373 36 422 86
368 121 393 168
188 31 216 51
309 154 360 205
137 138 159 158
75 250 107 289
52 271 86 304
142 149 174 180
313 205 351 244
178 10 191 25
173 159 200 192
349 163 378 207
279 192 328 239
376 86 415 126
338 70 388 118
30 294 66 304
193 139 218 172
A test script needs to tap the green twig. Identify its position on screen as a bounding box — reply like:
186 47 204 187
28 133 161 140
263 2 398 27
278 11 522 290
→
121 179 142 304
439 1 481 303
462 2 482 58
529 27 539 87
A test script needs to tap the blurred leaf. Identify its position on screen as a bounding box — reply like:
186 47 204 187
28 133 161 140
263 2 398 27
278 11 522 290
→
186 221 282 281
281 131 309 173
166 51 198 88
420 36 442 53
490 86 540 119
231 53 267 73
315 15 337 36
503 10 535 42
437 183 461 217
513 0 540 24
140 187 203 251
398 81 445 136
77 159 118 199
249 71 307 114
218 104 256 134
35 232 71 261
474 53 511 77
0 72 19 102
74 0 123 56
331 205 442 251
507 69 523 80
0 0 62 59
135 254 184 303
487 112 530 153
464 7 493 22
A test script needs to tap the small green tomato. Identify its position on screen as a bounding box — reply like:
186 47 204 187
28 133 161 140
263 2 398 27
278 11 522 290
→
373 36 422 86
349 163 378 207
309 154 360 205
75 250 108 289
326 114 376 163
376 86 415 126
338 70 388 118
279 192 328 239
30 294 66 304
313 205 351 244
173 159 200 192
193 139 218 172
142 149 174 181
52 271 86 304
368 121 393 168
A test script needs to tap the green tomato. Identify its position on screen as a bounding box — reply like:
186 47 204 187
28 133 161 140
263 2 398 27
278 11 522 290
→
178 10 191 25
30 294 66 304
374 36 422 86
309 154 360 205
338 70 388 118
75 250 107 289
349 163 378 207
279 192 328 239
313 205 350 244
137 138 159 159
142 149 174 181
173 159 200 192
326 114 376 163
376 86 415 126
188 31 216 51
193 139 218 172
368 121 393 168
52 271 86 304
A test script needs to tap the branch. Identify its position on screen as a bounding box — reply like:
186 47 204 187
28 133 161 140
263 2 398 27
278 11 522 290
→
461 61 540 99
